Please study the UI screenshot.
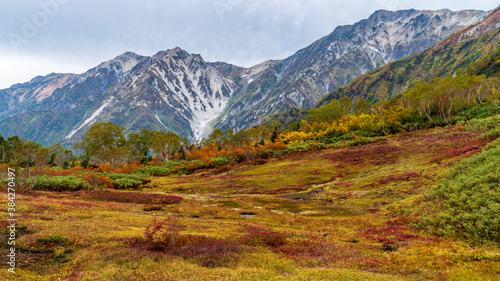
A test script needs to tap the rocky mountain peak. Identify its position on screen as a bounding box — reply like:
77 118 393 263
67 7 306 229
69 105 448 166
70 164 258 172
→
460 7 500 39
432 7 500 51
153 47 192 61
96 51 143 72
366 9 418 24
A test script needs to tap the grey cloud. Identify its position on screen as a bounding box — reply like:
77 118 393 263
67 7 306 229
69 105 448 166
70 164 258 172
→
0 0 498 88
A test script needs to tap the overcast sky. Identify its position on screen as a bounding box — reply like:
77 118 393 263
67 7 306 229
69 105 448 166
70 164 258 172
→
0 0 498 89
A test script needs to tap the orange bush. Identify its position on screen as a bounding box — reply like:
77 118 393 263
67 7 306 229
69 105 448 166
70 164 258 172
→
114 163 141 174
93 163 113 173
83 173 114 189
149 157 162 166
187 144 226 160
0 163 10 173
241 147 259 161
43 167 80 177
264 142 288 150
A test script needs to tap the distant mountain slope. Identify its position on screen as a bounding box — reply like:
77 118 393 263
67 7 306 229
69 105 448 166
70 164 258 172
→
213 9 488 131
0 48 241 145
0 52 147 145
0 8 490 146
316 7 500 108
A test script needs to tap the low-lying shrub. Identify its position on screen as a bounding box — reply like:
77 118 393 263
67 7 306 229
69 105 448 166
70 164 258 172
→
112 178 143 189
131 217 242 267
181 236 242 268
463 114 500 140
207 157 230 168
320 133 355 144
172 160 206 175
143 205 163 212
133 165 172 177
361 226 438 249
274 240 326 261
35 235 69 247
105 173 149 189
34 176 92 192
420 135 500 243
351 130 383 138
283 143 311 153
241 225 287 248
333 137 387 148
170 157 231 175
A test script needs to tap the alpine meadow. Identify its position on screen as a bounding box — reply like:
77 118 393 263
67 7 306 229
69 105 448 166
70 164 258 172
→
2 3 500 281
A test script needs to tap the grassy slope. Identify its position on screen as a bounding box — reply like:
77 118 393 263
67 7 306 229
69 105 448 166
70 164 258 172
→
2 125 500 280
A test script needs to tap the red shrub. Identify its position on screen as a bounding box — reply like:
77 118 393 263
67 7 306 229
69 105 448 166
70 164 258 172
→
385 216 417 226
430 137 488 164
241 147 259 161
323 142 403 166
361 226 439 248
143 217 186 251
241 225 287 247
225 147 245 162
132 217 242 267
274 240 324 259
93 163 114 173
181 237 242 267
363 172 420 188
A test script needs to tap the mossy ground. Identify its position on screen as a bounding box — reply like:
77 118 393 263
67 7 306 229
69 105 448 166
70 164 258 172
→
2 127 500 280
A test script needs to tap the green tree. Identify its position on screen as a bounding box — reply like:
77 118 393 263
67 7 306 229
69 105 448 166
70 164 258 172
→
202 128 235 148
128 129 157 159
228 130 249 146
339 97 353 114
153 131 184 162
307 99 343 123
6 136 40 165
270 129 278 143
48 144 74 166
75 122 128 166
353 98 372 114
34 147 50 167
0 135 7 162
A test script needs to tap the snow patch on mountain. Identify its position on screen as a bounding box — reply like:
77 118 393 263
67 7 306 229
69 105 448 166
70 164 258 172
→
65 97 114 139
154 113 169 130
146 50 235 139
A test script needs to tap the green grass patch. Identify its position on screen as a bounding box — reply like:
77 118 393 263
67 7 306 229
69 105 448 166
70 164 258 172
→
420 125 500 243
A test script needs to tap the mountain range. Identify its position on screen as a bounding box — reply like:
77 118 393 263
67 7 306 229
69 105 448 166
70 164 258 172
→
0 8 492 146
316 6 500 108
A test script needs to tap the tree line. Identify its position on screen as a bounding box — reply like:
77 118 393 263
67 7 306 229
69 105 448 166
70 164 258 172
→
0 135 74 168
2 72 499 168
